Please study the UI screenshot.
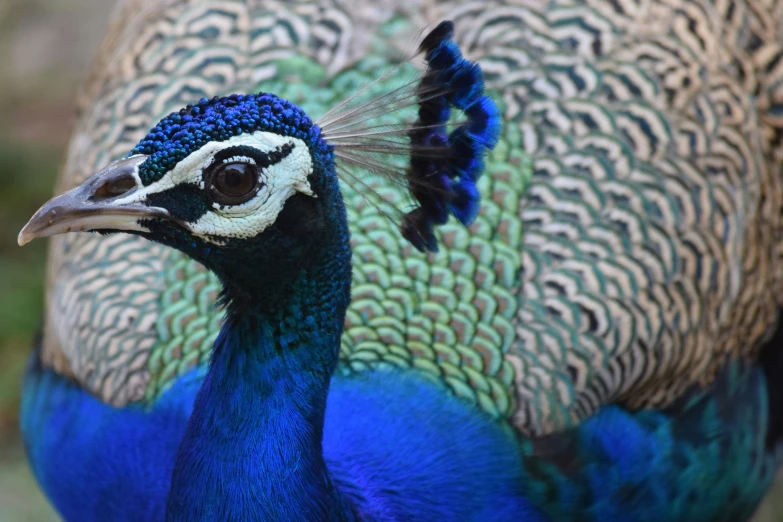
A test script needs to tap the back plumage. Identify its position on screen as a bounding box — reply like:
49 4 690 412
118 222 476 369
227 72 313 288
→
17 1 783 521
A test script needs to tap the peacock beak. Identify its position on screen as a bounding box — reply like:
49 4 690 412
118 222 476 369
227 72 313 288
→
18 155 169 246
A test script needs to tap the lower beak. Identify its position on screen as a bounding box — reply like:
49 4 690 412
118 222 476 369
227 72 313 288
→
18 155 169 246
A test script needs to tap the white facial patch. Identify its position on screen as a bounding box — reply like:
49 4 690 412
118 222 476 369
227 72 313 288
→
111 131 314 244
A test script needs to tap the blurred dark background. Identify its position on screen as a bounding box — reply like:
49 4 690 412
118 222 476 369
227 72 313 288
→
0 1 779 520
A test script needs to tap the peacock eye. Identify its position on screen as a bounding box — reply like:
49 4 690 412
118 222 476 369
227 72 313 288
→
209 162 261 205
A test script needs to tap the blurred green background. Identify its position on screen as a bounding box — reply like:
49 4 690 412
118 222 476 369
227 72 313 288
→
0 1 779 520
0 1 115 519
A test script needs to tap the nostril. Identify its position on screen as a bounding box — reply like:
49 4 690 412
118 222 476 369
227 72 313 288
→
91 175 138 201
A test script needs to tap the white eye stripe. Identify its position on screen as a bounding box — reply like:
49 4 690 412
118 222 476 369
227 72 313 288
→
222 155 256 165
112 131 315 244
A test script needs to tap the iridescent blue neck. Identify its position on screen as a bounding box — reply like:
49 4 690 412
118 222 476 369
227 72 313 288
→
165 171 354 521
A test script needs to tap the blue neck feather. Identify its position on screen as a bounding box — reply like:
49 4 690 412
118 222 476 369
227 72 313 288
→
166 309 349 521
165 157 354 521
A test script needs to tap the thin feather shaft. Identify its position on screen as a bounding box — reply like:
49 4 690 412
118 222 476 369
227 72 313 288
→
325 123 454 140
318 74 430 128
321 86 449 134
336 164 403 223
318 28 428 124
317 65 408 126
331 144 449 158
323 119 461 138
335 151 451 196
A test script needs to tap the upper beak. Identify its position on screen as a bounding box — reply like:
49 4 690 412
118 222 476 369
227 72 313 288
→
18 155 169 246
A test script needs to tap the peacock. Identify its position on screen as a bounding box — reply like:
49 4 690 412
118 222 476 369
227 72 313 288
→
16 0 783 520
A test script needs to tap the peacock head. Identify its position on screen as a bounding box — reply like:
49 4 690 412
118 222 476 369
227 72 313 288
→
18 21 500 302
19 94 347 300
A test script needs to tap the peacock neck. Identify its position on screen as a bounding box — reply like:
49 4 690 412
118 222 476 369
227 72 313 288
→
165 195 354 521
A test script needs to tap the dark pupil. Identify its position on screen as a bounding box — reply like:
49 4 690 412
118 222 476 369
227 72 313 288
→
214 163 257 198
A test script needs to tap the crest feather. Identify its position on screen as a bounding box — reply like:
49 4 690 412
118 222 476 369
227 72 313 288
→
318 21 501 252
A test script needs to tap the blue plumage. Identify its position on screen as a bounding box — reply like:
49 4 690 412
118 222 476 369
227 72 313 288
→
449 177 481 225
21 350 200 521
425 41 463 71
23 353 547 521
400 21 500 252
23 345 781 521
519 356 783 522
449 127 486 181
466 96 502 148
444 64 485 110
